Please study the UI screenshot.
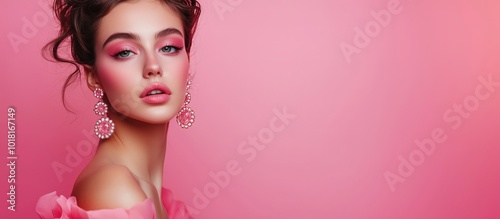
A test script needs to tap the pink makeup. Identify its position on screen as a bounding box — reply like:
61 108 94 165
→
156 37 184 50
105 43 138 59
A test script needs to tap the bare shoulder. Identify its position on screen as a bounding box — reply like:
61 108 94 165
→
71 164 147 210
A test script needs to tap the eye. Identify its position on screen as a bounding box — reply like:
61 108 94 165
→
160 46 182 54
113 50 134 58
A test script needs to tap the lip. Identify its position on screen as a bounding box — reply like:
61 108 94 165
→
140 83 172 104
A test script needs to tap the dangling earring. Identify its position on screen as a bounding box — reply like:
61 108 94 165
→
176 80 195 129
93 88 115 139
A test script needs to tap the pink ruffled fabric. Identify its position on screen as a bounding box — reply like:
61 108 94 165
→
36 188 193 219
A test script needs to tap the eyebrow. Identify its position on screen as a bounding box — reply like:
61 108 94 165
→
102 28 184 48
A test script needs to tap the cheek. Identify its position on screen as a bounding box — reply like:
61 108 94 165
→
95 58 136 97
176 60 190 91
179 60 189 79
164 57 190 105
173 56 190 81
163 55 190 84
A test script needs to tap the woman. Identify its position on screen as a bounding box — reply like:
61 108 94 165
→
36 0 200 218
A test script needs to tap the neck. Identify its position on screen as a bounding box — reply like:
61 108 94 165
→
97 111 169 190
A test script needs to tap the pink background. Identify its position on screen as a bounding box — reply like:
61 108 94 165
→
1 0 500 218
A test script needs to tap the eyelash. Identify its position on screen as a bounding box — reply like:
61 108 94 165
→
160 45 183 53
113 50 134 58
112 45 183 59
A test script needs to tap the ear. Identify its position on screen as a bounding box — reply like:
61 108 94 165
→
84 65 100 91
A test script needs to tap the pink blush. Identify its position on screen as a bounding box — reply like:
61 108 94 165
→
95 58 133 90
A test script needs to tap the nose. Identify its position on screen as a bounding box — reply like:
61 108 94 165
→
143 54 163 78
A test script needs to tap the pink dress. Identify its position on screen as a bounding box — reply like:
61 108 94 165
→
36 188 193 219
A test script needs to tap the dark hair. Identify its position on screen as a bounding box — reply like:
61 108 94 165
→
43 0 201 110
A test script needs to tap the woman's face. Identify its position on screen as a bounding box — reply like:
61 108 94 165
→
92 0 189 124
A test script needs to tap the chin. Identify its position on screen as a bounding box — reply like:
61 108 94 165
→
138 109 178 124
109 107 168 123
146 114 175 124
